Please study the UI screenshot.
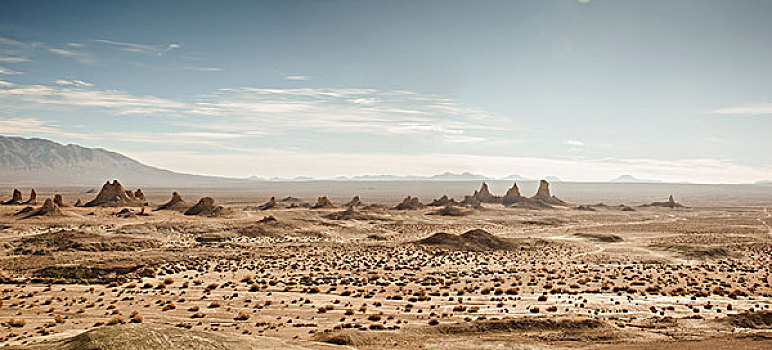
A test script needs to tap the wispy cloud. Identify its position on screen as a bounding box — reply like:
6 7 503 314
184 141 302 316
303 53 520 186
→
0 117 95 139
187 88 515 137
47 47 94 64
185 66 223 72
0 56 30 63
563 139 585 146
94 39 181 56
0 80 14 86
0 36 41 49
713 103 772 115
48 48 75 56
0 66 23 75
0 83 190 113
285 75 310 81
54 79 93 87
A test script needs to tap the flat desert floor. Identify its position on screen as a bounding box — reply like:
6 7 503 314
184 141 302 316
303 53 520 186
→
0 181 771 349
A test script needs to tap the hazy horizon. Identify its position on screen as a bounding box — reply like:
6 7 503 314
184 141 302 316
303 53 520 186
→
1 0 771 183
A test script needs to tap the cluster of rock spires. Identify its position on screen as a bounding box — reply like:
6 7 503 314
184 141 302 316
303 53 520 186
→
1 178 686 222
2 189 36 205
460 180 567 208
84 180 146 207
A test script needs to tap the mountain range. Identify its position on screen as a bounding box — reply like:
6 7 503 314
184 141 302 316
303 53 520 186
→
0 135 237 187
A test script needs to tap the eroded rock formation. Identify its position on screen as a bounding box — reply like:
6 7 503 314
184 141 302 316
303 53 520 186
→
312 196 334 209
184 197 228 216
501 183 524 206
22 198 63 218
3 189 23 205
84 180 145 207
53 194 68 207
343 195 362 208
395 196 423 210
155 192 189 211
23 189 37 205
530 180 566 206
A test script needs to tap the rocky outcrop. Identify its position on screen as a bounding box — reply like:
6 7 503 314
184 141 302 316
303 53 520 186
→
13 206 34 216
429 205 471 216
530 180 566 206
155 192 189 211
134 189 145 201
343 195 362 208
84 180 145 207
184 197 228 216
22 198 64 218
471 182 501 203
416 229 515 251
501 183 524 206
22 189 37 205
258 196 279 210
428 195 456 207
2 189 23 205
323 207 380 221
395 196 423 210
17 323 277 350
53 194 68 207
115 208 136 218
534 180 551 199
279 196 301 203
312 196 334 209
643 194 684 208
74 198 83 207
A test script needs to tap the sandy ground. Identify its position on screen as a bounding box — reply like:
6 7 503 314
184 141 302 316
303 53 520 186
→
0 184 771 349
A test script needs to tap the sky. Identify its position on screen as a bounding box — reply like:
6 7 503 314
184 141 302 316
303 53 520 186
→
0 0 771 183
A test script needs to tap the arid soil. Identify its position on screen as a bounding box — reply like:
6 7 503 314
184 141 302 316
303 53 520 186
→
0 182 771 349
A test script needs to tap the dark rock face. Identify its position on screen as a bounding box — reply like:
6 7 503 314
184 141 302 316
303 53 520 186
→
53 194 68 207
184 197 228 216
84 180 145 207
3 189 23 205
395 196 423 210
23 189 37 205
155 192 189 211
115 208 136 218
312 196 334 209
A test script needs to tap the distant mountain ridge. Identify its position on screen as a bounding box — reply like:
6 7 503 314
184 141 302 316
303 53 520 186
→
610 175 663 183
0 135 239 186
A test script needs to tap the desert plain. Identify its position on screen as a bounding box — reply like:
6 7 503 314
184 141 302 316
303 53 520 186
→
0 180 771 349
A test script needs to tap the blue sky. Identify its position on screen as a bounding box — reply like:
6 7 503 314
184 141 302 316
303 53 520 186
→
1 0 771 182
